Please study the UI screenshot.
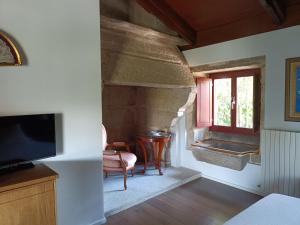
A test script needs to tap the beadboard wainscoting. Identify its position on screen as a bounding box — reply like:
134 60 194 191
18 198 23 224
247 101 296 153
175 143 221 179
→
261 129 300 197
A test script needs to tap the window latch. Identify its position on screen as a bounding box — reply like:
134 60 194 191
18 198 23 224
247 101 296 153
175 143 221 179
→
231 97 236 109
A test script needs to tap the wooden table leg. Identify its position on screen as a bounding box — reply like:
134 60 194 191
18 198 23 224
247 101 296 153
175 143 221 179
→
152 142 159 170
157 140 165 175
137 136 170 175
138 140 148 174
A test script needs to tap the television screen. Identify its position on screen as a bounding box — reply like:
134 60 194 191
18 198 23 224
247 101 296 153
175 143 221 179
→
0 114 56 168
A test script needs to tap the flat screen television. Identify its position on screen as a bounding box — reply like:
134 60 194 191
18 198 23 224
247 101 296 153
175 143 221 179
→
0 114 56 171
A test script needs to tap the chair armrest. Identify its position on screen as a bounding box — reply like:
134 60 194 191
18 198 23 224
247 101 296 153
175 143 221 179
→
103 150 126 170
106 142 131 153
103 150 117 155
111 141 127 146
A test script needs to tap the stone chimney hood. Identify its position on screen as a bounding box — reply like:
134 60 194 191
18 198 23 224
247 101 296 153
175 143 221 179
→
101 16 195 88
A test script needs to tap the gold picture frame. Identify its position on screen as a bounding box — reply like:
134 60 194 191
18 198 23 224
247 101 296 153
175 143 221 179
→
285 57 300 121
0 32 22 66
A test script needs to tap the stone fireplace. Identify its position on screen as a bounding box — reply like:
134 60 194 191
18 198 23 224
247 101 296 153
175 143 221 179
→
101 16 195 165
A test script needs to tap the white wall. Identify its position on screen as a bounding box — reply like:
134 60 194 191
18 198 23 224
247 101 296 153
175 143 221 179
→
181 25 300 194
0 1 104 225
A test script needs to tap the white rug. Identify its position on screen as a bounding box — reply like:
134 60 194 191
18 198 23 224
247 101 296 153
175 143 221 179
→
104 166 201 216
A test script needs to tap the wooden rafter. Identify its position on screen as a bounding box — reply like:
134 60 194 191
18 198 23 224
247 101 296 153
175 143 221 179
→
260 0 285 24
136 0 196 44
180 1 300 50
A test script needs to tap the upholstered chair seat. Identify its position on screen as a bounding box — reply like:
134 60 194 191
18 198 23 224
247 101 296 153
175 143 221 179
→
103 151 137 171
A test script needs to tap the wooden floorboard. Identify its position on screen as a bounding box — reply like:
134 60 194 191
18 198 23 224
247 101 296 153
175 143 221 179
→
105 177 262 225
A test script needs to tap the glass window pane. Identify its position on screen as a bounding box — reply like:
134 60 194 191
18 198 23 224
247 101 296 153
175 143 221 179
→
214 78 231 126
237 76 254 128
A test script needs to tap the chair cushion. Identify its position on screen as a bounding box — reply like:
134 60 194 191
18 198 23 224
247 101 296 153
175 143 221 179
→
103 151 137 169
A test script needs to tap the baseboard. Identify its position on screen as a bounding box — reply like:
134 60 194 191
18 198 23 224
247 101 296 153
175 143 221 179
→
201 173 264 196
89 217 107 225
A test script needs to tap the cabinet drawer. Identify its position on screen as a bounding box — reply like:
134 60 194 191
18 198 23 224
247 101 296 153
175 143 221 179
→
0 188 56 225
0 181 54 205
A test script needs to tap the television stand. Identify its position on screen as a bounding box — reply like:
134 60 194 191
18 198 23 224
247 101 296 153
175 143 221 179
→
0 164 58 225
0 162 35 176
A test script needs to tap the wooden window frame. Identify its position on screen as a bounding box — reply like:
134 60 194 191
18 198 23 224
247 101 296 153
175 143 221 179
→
209 69 260 136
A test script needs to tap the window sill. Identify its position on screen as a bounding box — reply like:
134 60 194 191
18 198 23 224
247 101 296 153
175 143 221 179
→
209 126 259 136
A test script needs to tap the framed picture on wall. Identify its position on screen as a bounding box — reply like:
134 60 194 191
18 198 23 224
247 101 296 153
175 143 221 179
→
0 32 22 66
285 57 300 121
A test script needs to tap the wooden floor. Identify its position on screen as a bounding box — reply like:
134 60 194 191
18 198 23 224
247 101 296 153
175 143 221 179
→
105 177 262 225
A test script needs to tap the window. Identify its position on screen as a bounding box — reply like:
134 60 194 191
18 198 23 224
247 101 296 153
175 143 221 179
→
196 69 260 135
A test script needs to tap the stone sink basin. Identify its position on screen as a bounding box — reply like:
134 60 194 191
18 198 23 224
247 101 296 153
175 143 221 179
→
190 139 259 171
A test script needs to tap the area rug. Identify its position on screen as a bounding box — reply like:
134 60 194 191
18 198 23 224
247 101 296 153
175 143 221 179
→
104 166 201 216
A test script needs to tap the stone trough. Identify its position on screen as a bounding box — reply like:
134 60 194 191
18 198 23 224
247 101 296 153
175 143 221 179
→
191 139 259 171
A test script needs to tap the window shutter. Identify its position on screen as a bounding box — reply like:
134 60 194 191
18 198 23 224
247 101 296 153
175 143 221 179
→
196 77 212 128
253 74 261 132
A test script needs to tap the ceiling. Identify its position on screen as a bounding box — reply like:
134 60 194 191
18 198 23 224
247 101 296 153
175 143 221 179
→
137 0 300 49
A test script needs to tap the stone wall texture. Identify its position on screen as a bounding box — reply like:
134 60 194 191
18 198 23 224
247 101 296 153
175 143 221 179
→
100 9 195 164
100 0 177 36
101 16 195 145
103 85 191 142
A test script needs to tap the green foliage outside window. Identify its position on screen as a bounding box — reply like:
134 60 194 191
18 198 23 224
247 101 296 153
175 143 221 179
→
214 76 253 129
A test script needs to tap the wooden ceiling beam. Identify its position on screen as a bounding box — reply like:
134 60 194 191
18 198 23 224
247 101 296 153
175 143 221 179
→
136 0 197 44
180 2 300 50
260 0 286 24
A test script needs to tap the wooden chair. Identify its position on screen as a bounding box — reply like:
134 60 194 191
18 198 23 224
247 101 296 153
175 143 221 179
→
102 125 137 190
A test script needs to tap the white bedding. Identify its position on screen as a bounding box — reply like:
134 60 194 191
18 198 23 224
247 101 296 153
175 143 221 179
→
224 193 300 225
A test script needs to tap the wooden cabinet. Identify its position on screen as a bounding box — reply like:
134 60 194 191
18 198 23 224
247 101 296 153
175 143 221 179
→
0 164 58 225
